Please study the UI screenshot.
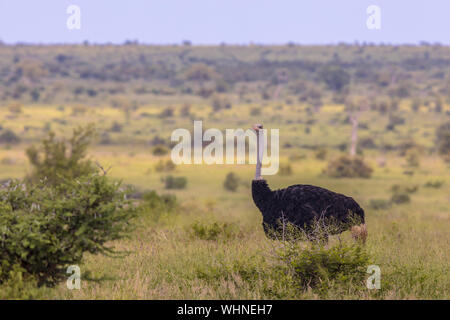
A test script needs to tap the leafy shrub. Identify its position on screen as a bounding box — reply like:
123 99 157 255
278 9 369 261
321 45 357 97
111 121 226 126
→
110 121 123 132
25 125 97 185
424 180 444 189
138 190 177 223
152 145 169 156
99 132 112 145
184 63 216 81
0 174 134 286
386 114 405 131
405 150 420 167
215 79 229 93
1 157 14 165
369 199 392 210
180 104 191 117
436 122 450 161
250 107 261 116
0 129 21 144
411 98 421 112
0 265 49 299
8 101 22 114
142 190 177 211
274 221 371 297
211 95 232 111
190 221 237 241
318 65 350 92
359 137 377 149
159 107 174 118
325 156 373 178
223 172 239 192
391 193 410 205
278 163 293 176
154 159 175 172
314 148 327 160
71 105 87 116
391 184 418 194
164 175 187 189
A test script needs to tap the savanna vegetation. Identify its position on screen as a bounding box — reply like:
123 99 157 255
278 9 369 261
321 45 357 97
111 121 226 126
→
0 43 449 299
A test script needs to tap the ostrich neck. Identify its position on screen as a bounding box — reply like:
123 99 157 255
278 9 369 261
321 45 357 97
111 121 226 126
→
255 130 264 180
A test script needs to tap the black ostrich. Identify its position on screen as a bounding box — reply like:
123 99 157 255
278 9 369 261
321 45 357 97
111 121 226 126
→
251 124 367 242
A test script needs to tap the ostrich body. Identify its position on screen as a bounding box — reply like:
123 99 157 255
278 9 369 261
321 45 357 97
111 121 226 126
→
251 124 367 241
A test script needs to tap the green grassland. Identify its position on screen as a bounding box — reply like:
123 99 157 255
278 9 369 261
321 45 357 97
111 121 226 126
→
0 44 449 299
1 101 449 299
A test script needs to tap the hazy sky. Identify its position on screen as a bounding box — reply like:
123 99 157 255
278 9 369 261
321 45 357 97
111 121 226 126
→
0 0 448 45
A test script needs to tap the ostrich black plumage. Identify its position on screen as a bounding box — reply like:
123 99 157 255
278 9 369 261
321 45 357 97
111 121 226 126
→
251 124 367 242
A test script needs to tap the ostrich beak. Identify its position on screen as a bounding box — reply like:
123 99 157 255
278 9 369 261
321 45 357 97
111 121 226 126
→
252 124 263 131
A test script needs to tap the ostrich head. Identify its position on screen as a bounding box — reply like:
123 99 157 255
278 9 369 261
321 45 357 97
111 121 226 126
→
252 123 263 131
252 124 264 180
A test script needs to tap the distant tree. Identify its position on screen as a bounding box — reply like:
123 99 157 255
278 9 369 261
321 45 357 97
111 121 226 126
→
388 82 411 98
223 172 239 192
215 79 229 93
110 96 136 121
8 101 22 114
184 63 216 82
25 125 97 185
180 104 191 117
164 175 187 189
436 122 450 161
411 98 421 112
345 97 369 157
30 88 41 102
319 65 350 92
211 95 232 111
0 129 21 144
159 107 174 118
14 59 48 82
434 97 443 113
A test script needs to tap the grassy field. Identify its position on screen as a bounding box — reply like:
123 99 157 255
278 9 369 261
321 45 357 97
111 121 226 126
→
0 101 448 299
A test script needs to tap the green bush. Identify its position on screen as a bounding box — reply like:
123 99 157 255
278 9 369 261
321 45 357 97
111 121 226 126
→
142 190 177 211
314 148 327 160
152 145 169 156
369 199 392 210
190 221 237 241
250 107 261 116
325 156 373 178
405 150 420 167
0 265 49 299
154 159 175 172
25 125 97 185
164 175 187 189
138 190 177 223
211 95 232 111
159 107 174 118
319 65 350 92
391 193 410 205
0 174 135 286
390 184 418 194
0 129 21 144
275 239 371 297
223 172 239 191
110 121 123 132
424 180 444 189
278 163 293 176
436 122 450 161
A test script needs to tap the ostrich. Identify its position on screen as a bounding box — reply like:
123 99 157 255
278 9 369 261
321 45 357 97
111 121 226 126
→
251 124 367 242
